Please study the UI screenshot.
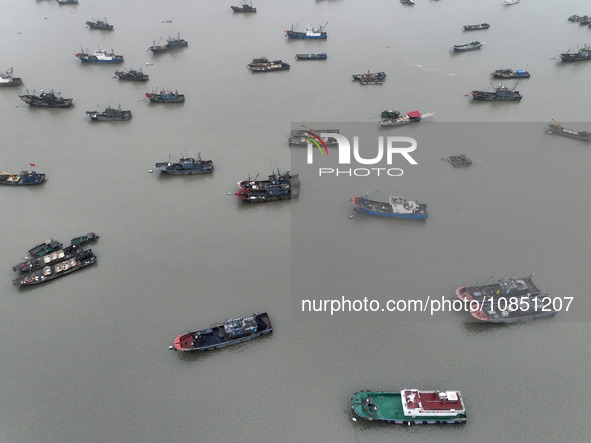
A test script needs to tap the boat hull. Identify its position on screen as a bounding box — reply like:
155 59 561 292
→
350 196 428 219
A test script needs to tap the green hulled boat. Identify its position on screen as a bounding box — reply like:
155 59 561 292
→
351 389 467 425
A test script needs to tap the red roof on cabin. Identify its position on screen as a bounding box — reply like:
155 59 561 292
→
407 111 421 118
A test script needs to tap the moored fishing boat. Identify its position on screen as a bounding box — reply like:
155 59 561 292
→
170 312 272 352
295 53 327 60
447 154 472 167
0 170 45 186
490 68 530 78
456 275 557 323
13 245 80 274
153 153 213 175
114 68 149 81
86 18 113 30
236 174 299 202
350 193 428 220
0 67 22 86
85 105 132 121
560 44 591 62
351 389 467 424
452 41 484 52
147 34 188 54
289 128 339 146
20 90 73 108
74 49 123 63
144 89 185 103
231 2 256 12
13 249 96 287
237 169 293 189
463 23 490 31
547 119 591 141
380 110 434 127
352 71 386 81
12 238 63 272
471 83 522 101
248 59 290 72
285 23 328 39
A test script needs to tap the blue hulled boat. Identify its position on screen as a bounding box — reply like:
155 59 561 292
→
350 193 428 219
0 170 45 186
74 49 123 63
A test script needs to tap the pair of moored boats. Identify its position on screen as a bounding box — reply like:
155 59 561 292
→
147 34 188 54
352 71 386 85
456 275 558 323
235 170 299 202
248 57 290 72
12 234 98 286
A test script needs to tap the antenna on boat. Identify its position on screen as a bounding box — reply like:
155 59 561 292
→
321 21 328 30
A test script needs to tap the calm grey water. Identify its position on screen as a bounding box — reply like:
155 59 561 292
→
1 0 590 442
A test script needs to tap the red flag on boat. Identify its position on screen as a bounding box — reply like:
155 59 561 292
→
30 163 36 167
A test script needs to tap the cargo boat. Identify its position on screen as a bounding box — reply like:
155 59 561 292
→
471 83 522 101
490 68 530 79
0 170 45 186
350 193 428 220
13 249 96 286
170 312 272 352
153 153 213 175
351 389 467 424
456 275 558 323
547 120 591 141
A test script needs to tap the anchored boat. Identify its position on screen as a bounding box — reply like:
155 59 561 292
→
237 169 294 189
231 2 256 12
70 232 99 246
20 90 73 108
170 312 272 352
114 68 149 81
85 105 132 121
13 249 96 287
447 154 472 167
0 67 22 87
560 44 591 62
144 89 185 103
86 18 113 30
74 49 123 63
248 57 290 72
350 193 428 220
452 41 484 52
463 23 489 31
153 153 213 175
285 23 328 39
147 34 188 54
295 53 327 60
236 174 299 202
491 68 530 78
352 71 386 81
0 170 45 186
456 275 558 323
352 389 467 425
471 83 522 101
547 119 591 141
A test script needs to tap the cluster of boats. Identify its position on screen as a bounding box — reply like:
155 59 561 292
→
12 234 98 287
248 57 290 72
147 34 188 54
567 14 591 25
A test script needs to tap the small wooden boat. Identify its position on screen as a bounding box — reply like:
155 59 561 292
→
452 41 484 52
463 23 490 31
447 154 472 167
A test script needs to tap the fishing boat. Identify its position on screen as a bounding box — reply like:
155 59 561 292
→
289 128 339 146
0 67 22 87
237 169 294 189
447 154 472 167
0 170 45 186
351 389 467 424
13 249 96 287
12 238 63 272
153 153 214 175
20 90 73 108
248 60 290 72
85 105 132 121
144 89 185 103
70 232 99 246
560 44 591 62
295 53 327 60
380 110 434 127
463 23 490 31
350 193 428 220
114 68 149 81
170 312 272 352
231 2 256 12
57 0 78 4
456 275 558 323
359 73 384 85
352 71 386 81
547 120 591 141
236 175 299 202
504 0 520 5
452 41 484 52
147 34 188 54
285 23 328 39
74 49 123 63
471 83 522 101
490 68 530 78
86 18 113 30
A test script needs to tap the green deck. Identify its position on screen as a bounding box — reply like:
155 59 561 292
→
352 392 404 420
